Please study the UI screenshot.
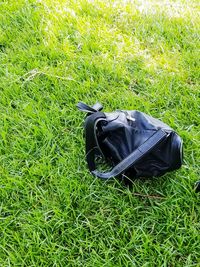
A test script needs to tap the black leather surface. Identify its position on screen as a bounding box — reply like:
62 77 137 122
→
78 102 183 179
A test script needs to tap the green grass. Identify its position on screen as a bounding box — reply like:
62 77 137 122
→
0 0 200 266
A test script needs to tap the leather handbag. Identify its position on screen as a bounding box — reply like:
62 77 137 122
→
77 102 183 180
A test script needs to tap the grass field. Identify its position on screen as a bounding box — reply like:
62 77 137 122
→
0 0 200 266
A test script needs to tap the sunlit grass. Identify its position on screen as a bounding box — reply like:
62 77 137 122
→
0 0 199 266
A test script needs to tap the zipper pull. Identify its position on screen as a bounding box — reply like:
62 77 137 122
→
126 115 136 122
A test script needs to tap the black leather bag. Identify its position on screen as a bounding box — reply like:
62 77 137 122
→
77 102 183 180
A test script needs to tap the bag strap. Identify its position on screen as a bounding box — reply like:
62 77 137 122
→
92 129 167 179
85 113 168 179
84 112 107 171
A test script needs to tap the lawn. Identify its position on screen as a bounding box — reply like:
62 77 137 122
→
0 0 200 266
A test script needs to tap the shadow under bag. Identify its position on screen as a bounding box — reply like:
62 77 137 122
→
77 102 183 180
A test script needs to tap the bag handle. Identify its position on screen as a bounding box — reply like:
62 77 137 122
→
85 113 168 179
77 102 103 114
